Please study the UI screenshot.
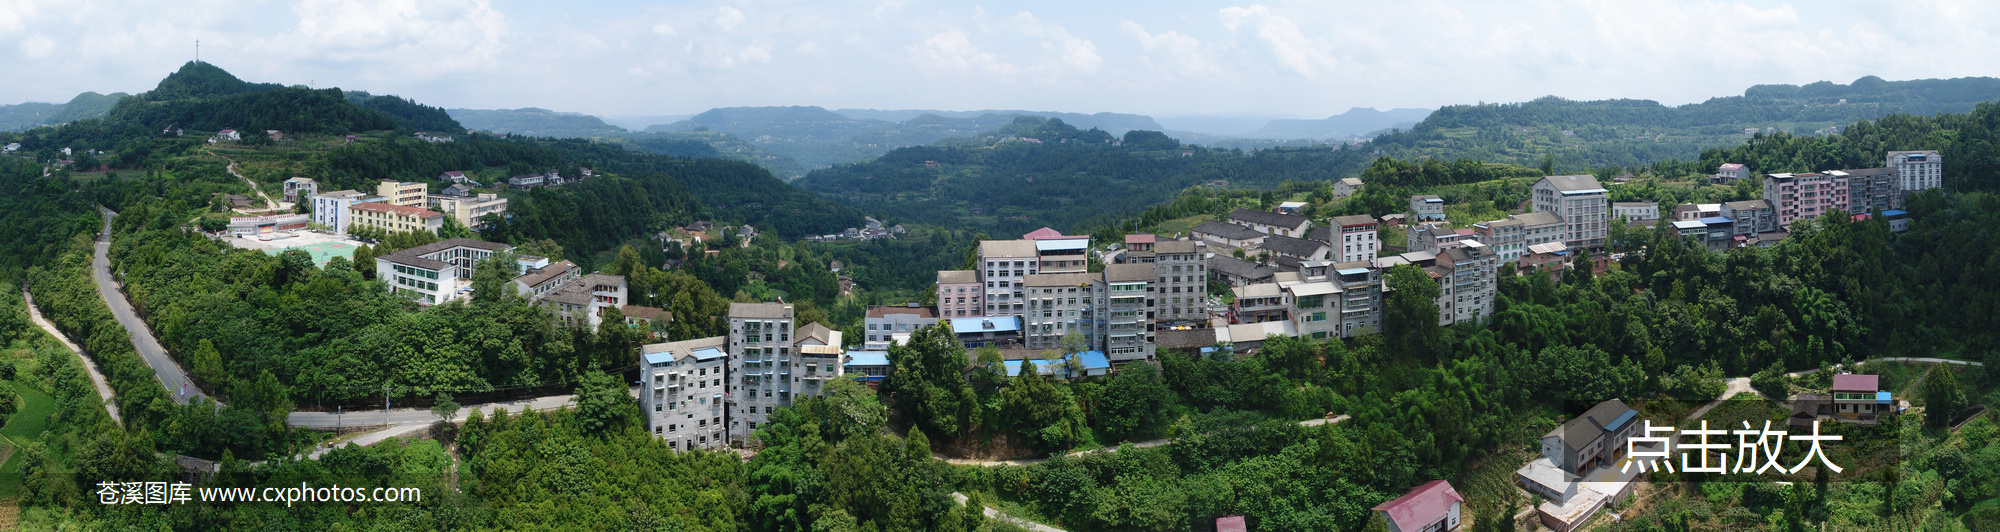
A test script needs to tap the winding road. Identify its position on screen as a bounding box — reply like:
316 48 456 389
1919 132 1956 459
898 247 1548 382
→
216 153 280 211
93 207 208 404
941 415 1350 467
21 289 120 423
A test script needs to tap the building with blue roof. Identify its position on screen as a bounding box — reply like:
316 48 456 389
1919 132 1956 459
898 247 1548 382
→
949 316 1023 349
638 336 731 452
1000 350 1111 379
844 350 892 385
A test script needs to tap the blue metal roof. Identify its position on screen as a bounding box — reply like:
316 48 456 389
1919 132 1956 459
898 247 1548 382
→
1559 188 1610 195
1035 239 1090 252
1603 409 1638 432
1336 268 1371 276
1876 391 1893 404
1698 216 1734 225
845 351 891 367
1881 209 1909 217
643 351 674 365
691 347 727 361
949 316 1021 333
1001 351 1111 376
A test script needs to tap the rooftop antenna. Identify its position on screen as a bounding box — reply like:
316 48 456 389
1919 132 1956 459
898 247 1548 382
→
195 38 200 64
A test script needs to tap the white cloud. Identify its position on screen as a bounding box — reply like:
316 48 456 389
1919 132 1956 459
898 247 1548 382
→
909 27 1020 78
1219 4 1335 77
1122 20 1218 77
286 0 507 73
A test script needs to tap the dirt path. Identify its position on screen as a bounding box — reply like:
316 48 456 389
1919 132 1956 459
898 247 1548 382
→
213 152 280 211
953 492 1067 532
21 288 121 423
1687 377 1762 420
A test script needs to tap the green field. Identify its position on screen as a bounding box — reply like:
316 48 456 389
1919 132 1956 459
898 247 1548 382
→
0 381 57 498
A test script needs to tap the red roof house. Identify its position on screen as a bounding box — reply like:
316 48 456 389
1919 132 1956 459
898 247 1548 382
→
1215 515 1248 532
1373 480 1465 532
1023 227 1066 240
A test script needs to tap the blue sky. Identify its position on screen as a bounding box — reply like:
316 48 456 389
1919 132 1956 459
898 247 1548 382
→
1 1 1994 119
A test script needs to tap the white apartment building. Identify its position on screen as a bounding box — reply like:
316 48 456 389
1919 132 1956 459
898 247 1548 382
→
728 302 793 443
428 193 509 228
1103 264 1156 362
977 240 1039 318
641 336 730 452
864 304 936 349
1148 240 1207 327
1023 272 1103 352
1532 175 1610 251
310 190 385 234
1331 215 1380 263
1410 195 1446 222
542 273 628 331
791 322 846 405
1436 241 1497 326
1888 150 1942 197
1611 202 1659 221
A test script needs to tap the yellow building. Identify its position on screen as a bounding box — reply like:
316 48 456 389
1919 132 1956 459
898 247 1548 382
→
349 202 445 235
376 180 428 207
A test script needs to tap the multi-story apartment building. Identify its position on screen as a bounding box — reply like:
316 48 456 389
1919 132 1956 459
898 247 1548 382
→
1149 240 1207 327
512 260 580 299
1407 224 1471 254
1410 195 1446 222
1229 209 1313 238
977 240 1039 318
640 336 730 452
1722 200 1778 235
1023 272 1102 352
1474 211 1563 263
1035 237 1091 273
374 238 514 304
1331 215 1380 263
1332 261 1383 336
1835 167 1901 214
1281 265 1340 340
375 180 428 207
1103 264 1155 362
935 270 981 318
1532 175 1610 251
1888 150 1941 197
427 193 508 228
1261 235 1332 269
1764 172 1850 227
310 190 386 234
864 305 936 349
727 302 793 443
1436 241 1497 326
1230 282 1287 324
1674 203 1722 221
349 202 445 235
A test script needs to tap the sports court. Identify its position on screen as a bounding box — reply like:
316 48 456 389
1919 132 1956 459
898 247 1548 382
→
265 240 358 266
222 231 360 266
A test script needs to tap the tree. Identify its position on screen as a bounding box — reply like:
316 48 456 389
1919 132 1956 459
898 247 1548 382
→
1097 362 1172 441
430 392 460 422
574 370 630 434
471 248 522 304
1921 364 1966 428
1384 264 1442 362
438 214 474 239
883 321 976 439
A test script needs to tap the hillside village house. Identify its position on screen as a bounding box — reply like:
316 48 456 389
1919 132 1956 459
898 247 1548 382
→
1764 172 1850 227
1409 195 1446 222
542 273 628 331
282 177 317 203
1714 162 1750 183
1334 177 1364 197
1611 202 1658 221
348 202 444 235
1372 480 1465 532
864 304 935 349
1517 398 1642 532
1837 167 1901 214
1474 211 1562 263
512 260 582 299
935 270 982 318
976 239 1040 318
1208 255 1277 287
1790 373 1895 428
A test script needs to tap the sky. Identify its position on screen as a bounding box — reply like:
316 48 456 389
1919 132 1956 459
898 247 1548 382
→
2 1 1997 119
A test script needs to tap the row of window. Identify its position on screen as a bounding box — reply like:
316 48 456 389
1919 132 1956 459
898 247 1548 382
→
395 275 438 291
392 264 440 279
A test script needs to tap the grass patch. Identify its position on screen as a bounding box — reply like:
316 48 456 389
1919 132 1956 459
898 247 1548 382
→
0 380 57 498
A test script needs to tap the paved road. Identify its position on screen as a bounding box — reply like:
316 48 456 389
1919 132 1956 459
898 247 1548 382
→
21 289 121 423
92 207 207 405
1687 378 1761 420
1786 357 1985 378
943 415 1350 467
287 394 577 428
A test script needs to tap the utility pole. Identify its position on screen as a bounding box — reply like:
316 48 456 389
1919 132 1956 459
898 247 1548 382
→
384 383 391 425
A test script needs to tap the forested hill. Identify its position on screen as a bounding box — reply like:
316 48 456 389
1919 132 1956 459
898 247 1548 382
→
98 61 462 133
447 107 628 137
644 106 1167 178
1371 75 2000 172
794 116 1378 236
0 91 130 132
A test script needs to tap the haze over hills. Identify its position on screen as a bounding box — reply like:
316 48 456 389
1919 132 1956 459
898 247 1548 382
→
446 107 628 138
1249 107 1434 139
0 92 132 131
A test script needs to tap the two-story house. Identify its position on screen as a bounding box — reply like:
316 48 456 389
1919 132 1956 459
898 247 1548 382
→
1539 398 1638 474
1373 480 1465 532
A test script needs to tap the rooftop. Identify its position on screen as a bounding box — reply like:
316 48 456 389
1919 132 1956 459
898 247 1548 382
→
1124 233 1156 245
1261 235 1327 258
937 270 977 284
1155 328 1217 350
640 336 727 364
866 305 937 319
513 260 579 289
1208 255 1276 280
1153 240 1200 253
1540 174 1608 194
1832 374 1880 392
1022 227 1066 240
620 305 671 322
1192 221 1265 240
730 302 793 319
1544 399 1636 449
1228 208 1311 229
1105 263 1154 282
1332 214 1378 227
1024 272 1097 287
949 316 1022 334
1372 480 1465 532
844 350 891 367
978 239 1038 258
1339 177 1363 186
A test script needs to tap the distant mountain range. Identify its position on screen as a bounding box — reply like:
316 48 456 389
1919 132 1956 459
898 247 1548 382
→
446 107 627 138
0 92 131 131
1250 107 1433 138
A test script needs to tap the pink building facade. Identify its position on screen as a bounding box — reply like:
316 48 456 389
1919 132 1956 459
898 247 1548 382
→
1764 173 1850 227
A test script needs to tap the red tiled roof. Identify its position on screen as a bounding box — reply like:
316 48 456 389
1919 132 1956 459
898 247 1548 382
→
1831 374 1878 392
1125 233 1156 244
351 202 442 219
1023 227 1065 240
1373 480 1463 532
1216 515 1247 532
